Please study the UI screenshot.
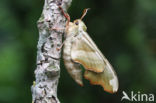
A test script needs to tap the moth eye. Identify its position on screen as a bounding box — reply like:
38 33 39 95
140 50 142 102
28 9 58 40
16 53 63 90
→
75 21 79 25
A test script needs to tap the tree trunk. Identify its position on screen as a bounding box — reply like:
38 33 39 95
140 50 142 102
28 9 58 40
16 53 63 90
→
31 0 72 103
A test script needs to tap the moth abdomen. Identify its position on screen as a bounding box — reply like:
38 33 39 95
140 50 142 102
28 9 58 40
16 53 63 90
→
63 38 83 86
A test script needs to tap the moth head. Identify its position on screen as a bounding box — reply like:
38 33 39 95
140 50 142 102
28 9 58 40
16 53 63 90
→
73 19 87 31
72 8 90 31
66 22 79 35
66 8 89 35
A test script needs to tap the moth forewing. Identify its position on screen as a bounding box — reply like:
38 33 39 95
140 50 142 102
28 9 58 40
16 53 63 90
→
71 35 105 73
84 58 119 93
81 23 119 92
69 21 118 93
104 59 119 92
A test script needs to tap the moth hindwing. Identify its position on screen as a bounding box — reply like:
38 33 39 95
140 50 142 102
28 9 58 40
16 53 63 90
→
60 7 119 93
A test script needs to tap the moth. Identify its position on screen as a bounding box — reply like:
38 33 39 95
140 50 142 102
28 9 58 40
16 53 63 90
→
58 6 119 93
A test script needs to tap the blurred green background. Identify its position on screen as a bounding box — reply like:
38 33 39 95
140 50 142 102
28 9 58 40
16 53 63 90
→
0 0 156 103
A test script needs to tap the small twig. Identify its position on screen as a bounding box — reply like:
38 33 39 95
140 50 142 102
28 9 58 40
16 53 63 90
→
31 0 72 103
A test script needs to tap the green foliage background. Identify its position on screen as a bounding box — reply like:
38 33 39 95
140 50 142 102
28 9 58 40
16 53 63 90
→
0 0 156 103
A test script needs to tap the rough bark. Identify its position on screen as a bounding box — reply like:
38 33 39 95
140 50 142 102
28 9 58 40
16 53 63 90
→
31 0 72 103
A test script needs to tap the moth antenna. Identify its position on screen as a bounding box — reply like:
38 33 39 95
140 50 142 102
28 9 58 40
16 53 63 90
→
58 6 70 26
80 8 90 20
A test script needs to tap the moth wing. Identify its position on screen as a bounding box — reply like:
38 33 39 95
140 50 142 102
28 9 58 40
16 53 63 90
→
71 31 118 93
71 32 105 73
84 59 119 93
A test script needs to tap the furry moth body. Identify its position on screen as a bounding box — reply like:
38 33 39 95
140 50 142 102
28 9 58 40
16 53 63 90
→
61 7 119 93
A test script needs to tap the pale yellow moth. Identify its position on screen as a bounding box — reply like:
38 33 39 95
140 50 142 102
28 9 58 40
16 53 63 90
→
59 6 119 93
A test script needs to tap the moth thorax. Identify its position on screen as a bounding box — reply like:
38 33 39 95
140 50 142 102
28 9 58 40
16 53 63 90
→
74 19 87 31
66 22 79 35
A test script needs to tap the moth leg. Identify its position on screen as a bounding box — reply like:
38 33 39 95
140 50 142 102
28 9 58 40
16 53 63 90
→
56 41 65 51
49 27 66 51
49 5 70 31
49 27 65 31
58 6 70 27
